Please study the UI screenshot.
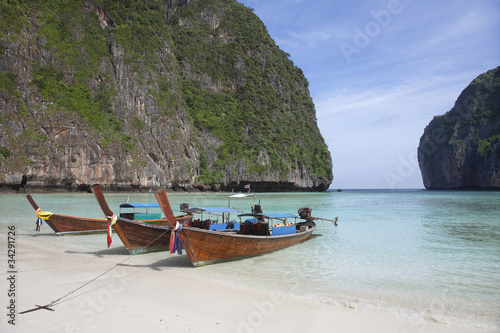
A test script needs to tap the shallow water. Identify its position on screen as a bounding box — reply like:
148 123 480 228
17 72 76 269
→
1 189 499 329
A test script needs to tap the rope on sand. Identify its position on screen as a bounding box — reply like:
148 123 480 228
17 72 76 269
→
19 226 172 314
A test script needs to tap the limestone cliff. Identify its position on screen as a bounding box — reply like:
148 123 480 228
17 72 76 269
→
0 0 333 192
418 67 500 189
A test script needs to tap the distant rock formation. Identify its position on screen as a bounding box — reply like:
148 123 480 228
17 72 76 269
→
418 67 500 189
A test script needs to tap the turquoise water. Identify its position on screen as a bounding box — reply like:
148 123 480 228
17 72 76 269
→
1 190 499 329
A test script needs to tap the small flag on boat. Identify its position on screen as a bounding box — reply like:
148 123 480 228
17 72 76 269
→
107 214 117 248
244 184 250 189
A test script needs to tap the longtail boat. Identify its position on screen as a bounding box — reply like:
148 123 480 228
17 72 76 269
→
91 185 177 254
91 185 245 254
26 194 186 236
154 190 317 267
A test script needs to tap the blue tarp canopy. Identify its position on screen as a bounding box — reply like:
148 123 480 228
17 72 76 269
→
238 213 297 219
186 207 241 214
119 203 160 209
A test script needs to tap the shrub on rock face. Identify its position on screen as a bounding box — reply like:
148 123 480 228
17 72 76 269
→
0 0 332 192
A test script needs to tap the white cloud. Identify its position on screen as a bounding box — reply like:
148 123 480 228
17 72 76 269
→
427 8 497 46
238 0 500 188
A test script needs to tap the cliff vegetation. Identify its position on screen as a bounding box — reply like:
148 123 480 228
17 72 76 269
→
0 0 333 192
418 66 500 189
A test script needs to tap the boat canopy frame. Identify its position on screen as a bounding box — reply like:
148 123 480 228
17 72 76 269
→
119 202 162 220
238 212 298 227
238 213 298 220
185 207 242 224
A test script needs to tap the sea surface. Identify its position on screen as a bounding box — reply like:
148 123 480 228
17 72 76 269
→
1 189 499 329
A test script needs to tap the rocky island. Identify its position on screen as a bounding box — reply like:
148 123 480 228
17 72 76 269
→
0 0 333 192
418 66 500 189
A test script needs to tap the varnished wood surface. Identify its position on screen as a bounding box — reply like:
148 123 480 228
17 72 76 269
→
91 184 173 253
112 218 172 254
153 189 316 267
179 223 316 266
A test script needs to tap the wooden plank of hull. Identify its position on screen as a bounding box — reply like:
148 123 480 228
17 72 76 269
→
44 214 108 234
179 224 316 267
112 219 172 254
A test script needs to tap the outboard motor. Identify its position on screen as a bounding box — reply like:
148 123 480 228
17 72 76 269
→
252 204 263 214
298 207 312 219
179 203 189 212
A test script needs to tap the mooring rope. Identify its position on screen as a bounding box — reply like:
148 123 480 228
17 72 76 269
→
20 225 172 314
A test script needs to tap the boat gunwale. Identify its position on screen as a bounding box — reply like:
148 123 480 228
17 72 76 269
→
54 229 107 235
48 213 107 222
180 222 316 239
115 216 171 230
51 213 172 224
113 217 316 239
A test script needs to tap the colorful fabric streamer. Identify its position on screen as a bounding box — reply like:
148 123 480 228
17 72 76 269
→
34 208 53 232
35 217 43 232
107 214 117 248
169 222 182 255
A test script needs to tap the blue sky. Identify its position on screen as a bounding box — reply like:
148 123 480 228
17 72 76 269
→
237 0 500 189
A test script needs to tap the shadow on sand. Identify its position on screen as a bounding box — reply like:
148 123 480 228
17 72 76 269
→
65 246 130 256
64 248 193 269
117 255 193 269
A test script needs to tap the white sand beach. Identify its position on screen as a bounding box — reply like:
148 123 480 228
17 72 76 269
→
1 237 496 333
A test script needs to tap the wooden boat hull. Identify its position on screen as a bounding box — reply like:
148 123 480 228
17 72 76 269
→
90 185 181 254
153 189 317 267
26 194 179 236
40 214 174 236
42 214 109 235
111 218 172 254
178 223 316 267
